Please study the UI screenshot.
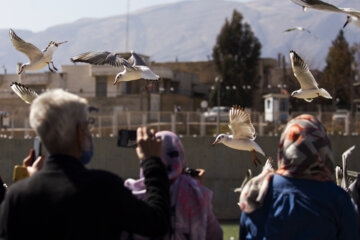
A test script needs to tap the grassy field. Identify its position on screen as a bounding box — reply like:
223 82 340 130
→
220 220 239 239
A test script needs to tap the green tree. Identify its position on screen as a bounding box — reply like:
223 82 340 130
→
322 29 353 108
211 10 261 108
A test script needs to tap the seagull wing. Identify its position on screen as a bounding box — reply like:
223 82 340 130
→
71 51 134 69
290 50 318 90
290 0 343 13
10 82 38 104
228 106 256 140
340 8 360 18
128 51 148 66
9 29 43 62
284 27 298 32
342 145 355 162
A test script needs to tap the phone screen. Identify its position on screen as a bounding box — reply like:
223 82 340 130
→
117 130 137 148
33 136 42 161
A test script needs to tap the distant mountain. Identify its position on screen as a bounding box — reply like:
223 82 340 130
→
0 0 359 73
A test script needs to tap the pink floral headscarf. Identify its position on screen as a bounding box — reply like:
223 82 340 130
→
239 114 335 213
124 131 222 239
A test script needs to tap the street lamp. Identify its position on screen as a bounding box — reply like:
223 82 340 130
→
215 76 223 135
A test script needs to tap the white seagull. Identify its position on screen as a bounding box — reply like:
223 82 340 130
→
70 51 160 86
290 0 360 28
9 29 67 75
290 50 332 102
212 106 266 166
10 82 38 104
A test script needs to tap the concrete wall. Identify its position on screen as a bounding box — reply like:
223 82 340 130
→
0 136 358 220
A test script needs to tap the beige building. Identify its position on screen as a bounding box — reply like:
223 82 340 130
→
0 58 209 130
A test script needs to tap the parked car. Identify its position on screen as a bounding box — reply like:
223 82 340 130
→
202 106 230 121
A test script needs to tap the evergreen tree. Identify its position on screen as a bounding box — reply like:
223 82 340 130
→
322 29 353 108
211 10 261 108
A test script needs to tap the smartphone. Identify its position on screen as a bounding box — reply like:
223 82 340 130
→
117 129 137 148
183 167 200 177
33 136 42 161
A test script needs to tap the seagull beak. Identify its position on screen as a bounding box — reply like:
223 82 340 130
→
113 79 118 85
343 19 350 28
212 140 219 146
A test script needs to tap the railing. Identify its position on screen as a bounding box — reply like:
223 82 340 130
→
0 111 359 139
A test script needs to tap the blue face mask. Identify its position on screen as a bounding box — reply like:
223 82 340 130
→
80 141 94 165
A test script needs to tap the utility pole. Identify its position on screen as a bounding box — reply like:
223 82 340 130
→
125 0 130 51
215 76 223 135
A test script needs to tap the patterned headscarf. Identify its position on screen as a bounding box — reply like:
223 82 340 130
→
124 131 217 239
239 114 335 213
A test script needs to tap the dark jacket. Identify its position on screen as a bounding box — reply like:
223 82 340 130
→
0 154 170 240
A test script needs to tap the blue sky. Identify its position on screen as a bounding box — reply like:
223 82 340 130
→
1 0 251 32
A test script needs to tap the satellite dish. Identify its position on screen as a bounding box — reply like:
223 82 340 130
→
201 100 208 109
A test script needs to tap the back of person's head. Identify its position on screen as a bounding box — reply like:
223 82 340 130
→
29 89 88 155
278 114 334 181
155 131 185 181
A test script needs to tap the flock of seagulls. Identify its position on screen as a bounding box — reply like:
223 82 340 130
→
5 0 360 169
71 50 159 87
214 0 360 166
8 29 160 103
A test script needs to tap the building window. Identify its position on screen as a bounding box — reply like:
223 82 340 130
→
96 76 107 97
280 99 288 112
266 99 271 109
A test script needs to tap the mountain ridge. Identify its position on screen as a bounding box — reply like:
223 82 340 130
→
0 0 359 73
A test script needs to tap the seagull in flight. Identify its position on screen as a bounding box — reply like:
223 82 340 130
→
290 50 332 102
285 26 311 33
9 29 67 75
284 26 319 38
290 0 360 28
10 82 38 104
71 51 160 88
212 106 266 166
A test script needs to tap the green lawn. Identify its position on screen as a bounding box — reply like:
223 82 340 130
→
220 220 239 239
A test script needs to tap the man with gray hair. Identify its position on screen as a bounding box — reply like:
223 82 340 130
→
0 89 170 240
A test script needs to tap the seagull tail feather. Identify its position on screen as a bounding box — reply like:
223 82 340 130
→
319 88 332 99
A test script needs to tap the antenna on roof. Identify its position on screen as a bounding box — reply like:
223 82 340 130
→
125 0 130 51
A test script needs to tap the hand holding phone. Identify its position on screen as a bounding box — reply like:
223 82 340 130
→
136 127 162 161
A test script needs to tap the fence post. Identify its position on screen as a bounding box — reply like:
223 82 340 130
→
126 111 131 130
200 114 205 136
112 112 117 136
98 116 102 137
171 114 176 134
24 119 29 138
259 114 264 137
157 112 161 131
186 112 190 136
142 113 147 126
345 113 350 135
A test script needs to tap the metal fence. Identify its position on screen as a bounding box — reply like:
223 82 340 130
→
0 111 359 139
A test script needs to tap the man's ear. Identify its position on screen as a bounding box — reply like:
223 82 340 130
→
76 123 84 147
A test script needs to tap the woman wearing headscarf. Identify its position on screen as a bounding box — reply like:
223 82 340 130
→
124 131 223 240
239 114 359 240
